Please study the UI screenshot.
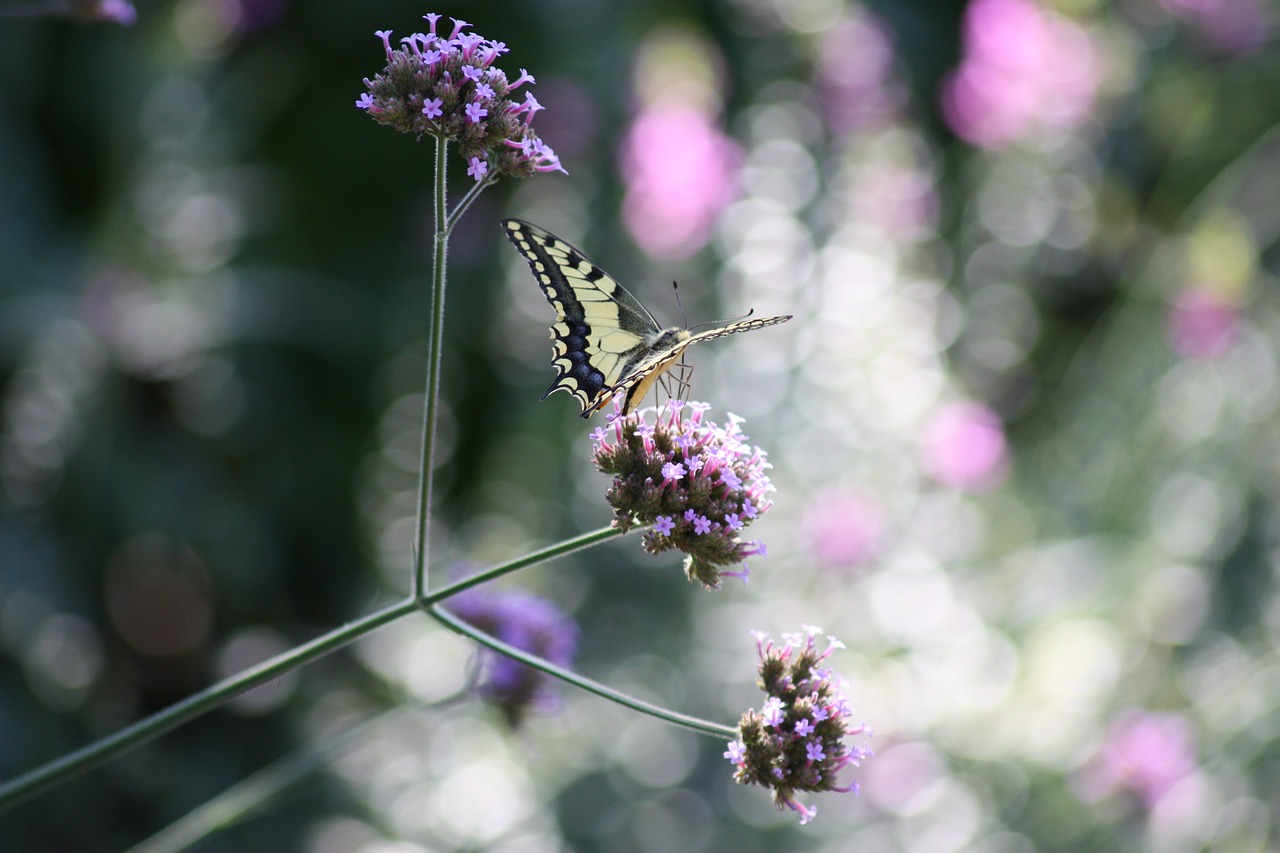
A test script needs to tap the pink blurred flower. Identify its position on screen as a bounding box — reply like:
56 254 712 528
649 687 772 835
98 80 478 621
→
814 11 900 134
940 0 1102 148
621 104 741 260
1156 0 1268 54
922 402 1008 492
1168 288 1238 359
1086 711 1198 808
808 492 883 569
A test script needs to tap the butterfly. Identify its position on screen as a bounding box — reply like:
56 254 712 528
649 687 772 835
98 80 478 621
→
501 218 792 417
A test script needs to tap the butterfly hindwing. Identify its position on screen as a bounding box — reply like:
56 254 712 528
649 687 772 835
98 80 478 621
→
501 219 792 416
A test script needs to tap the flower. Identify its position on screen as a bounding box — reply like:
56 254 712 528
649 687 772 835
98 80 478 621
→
1078 710 1198 808
620 30 740 260
922 401 1008 492
66 0 136 25
357 14 566 178
621 103 740 260
813 9 899 135
939 0 1101 148
726 627 871 825
808 491 882 569
1168 288 1238 359
448 587 579 727
591 400 775 589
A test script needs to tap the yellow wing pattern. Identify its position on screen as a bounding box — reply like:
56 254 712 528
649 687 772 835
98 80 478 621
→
501 218 791 417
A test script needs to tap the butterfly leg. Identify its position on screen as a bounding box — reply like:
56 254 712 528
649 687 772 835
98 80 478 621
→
658 357 695 408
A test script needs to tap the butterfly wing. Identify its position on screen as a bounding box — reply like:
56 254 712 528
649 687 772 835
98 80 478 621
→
502 219 664 416
608 314 793 414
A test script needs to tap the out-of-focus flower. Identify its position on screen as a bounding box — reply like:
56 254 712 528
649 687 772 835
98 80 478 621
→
620 28 739 260
1080 710 1198 808
813 10 900 134
725 627 872 825
621 105 739 259
591 401 774 589
1155 0 1268 54
808 492 882 569
1168 288 1239 359
448 588 578 727
357 15 564 179
0 0 136 25
940 0 1102 148
922 401 1008 492
1170 209 1251 358
77 0 134 24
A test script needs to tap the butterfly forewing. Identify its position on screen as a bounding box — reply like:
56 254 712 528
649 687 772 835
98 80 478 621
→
502 219 660 413
608 315 793 414
501 219 793 417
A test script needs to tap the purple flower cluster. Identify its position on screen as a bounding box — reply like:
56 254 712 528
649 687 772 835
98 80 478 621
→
725 627 871 825
448 587 578 727
591 400 774 590
356 15 564 180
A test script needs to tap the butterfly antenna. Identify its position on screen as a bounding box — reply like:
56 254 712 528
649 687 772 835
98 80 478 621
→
688 307 757 334
671 281 691 328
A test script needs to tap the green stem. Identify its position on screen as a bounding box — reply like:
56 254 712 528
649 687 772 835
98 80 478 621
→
430 604 738 741
123 697 468 853
0 598 418 812
0 525 626 811
445 174 496 232
426 524 625 602
413 134 451 601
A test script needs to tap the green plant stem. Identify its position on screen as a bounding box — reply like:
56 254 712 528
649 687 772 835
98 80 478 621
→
445 174 496 232
0 525 625 811
430 604 739 741
426 524 625 602
123 695 469 853
414 133 451 602
123 706 411 853
0 598 417 812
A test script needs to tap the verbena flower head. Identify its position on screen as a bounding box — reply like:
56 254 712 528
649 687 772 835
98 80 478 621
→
591 400 774 590
448 587 578 727
725 627 872 825
357 14 565 180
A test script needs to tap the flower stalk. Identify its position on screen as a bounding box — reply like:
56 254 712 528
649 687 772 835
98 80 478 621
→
431 604 737 740
0 525 625 811
413 133 450 600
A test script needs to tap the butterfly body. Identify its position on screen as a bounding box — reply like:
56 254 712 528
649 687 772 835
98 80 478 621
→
501 218 790 417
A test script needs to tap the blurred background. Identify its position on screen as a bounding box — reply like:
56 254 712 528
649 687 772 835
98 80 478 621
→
2 0 1279 850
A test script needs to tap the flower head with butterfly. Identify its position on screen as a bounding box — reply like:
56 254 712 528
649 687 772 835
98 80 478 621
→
591 400 775 589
